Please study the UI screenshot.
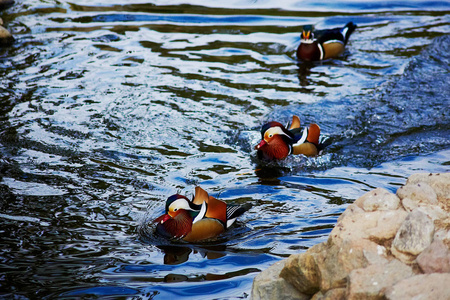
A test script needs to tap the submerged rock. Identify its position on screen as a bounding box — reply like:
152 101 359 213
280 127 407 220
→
251 173 450 299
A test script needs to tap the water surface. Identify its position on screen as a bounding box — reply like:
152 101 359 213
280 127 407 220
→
0 0 449 298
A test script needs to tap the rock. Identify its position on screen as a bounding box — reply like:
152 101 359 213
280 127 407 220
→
317 239 378 291
0 25 14 45
331 208 375 244
434 229 450 247
337 203 364 223
415 205 447 221
252 260 309 300
280 243 324 295
331 208 407 245
311 288 346 300
281 238 380 293
416 239 450 273
365 210 408 242
362 245 390 266
397 182 438 211
385 273 450 300
406 173 450 205
254 173 450 299
392 209 434 263
347 259 414 300
354 188 400 211
0 17 3 26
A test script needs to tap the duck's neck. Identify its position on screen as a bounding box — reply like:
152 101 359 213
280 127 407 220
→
298 41 321 61
259 140 291 160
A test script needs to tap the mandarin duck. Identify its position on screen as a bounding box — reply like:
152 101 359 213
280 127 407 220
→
297 22 357 61
154 187 251 242
255 115 329 160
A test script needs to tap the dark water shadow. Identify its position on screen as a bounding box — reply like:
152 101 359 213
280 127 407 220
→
296 60 316 86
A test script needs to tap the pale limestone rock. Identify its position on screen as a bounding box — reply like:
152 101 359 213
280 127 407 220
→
355 188 400 211
434 229 450 246
255 174 450 299
406 173 450 204
416 205 447 221
347 259 414 300
252 260 309 300
392 209 435 262
416 239 450 273
397 181 438 210
280 243 324 295
337 203 363 223
390 246 416 264
365 210 408 242
362 245 390 266
311 288 346 300
331 209 377 244
435 217 450 236
331 209 407 245
401 197 417 211
385 273 450 300
316 239 377 291
281 238 378 293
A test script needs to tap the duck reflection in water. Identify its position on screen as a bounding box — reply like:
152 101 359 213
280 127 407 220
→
297 61 315 87
158 244 226 266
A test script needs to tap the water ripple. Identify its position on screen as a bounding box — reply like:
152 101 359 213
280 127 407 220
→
1 1 449 299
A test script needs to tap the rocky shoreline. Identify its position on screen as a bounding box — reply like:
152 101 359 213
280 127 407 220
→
0 0 14 45
252 173 450 299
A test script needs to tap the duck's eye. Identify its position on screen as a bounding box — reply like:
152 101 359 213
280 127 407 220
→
268 134 273 138
173 208 178 212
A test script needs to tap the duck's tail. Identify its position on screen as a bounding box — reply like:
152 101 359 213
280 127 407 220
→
341 22 357 45
226 203 251 228
317 135 332 152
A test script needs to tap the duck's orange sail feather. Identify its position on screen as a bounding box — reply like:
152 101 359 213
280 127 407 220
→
288 115 301 130
307 123 320 145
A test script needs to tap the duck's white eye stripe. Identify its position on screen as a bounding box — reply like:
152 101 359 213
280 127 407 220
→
169 199 191 211
265 126 290 139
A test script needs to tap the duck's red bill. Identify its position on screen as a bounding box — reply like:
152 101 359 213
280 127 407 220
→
255 140 267 150
154 214 171 224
